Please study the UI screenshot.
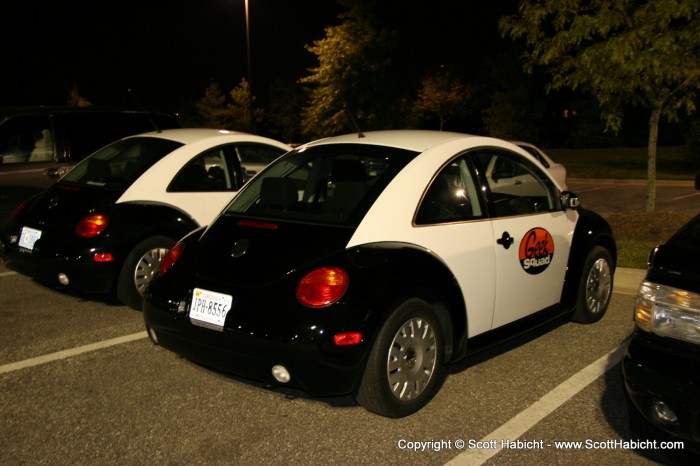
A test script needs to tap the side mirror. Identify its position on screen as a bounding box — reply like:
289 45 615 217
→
560 191 580 210
43 166 72 178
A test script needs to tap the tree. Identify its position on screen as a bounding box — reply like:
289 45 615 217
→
196 78 261 132
227 78 262 133
484 87 544 141
500 0 700 212
266 80 306 143
196 81 231 129
412 69 471 131
66 83 91 107
300 0 398 139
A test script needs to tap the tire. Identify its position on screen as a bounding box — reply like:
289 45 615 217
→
117 236 175 310
572 246 613 324
356 298 444 418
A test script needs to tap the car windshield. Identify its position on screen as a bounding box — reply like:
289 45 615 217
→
668 215 700 250
225 143 419 226
60 137 183 190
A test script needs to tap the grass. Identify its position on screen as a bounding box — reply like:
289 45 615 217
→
543 146 695 268
605 210 692 269
548 146 694 180
615 239 658 268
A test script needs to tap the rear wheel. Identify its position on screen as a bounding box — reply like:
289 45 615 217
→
356 298 444 417
117 236 175 310
572 246 613 323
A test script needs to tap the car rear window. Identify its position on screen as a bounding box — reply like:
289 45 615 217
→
225 143 418 226
62 112 181 162
60 137 183 190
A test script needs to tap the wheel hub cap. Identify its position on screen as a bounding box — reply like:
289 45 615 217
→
386 318 437 401
586 258 612 314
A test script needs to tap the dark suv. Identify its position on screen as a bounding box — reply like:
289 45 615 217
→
0 107 181 221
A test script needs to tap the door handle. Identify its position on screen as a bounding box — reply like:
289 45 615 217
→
497 231 514 249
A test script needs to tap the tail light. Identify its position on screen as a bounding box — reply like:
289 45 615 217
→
296 266 349 308
75 214 109 238
158 242 185 276
11 201 28 219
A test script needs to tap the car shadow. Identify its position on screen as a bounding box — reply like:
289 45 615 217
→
178 314 575 415
444 314 571 375
30 278 126 307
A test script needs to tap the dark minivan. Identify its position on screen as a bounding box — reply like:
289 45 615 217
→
0 107 180 220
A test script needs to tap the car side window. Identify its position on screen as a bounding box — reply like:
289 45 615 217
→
169 145 245 192
415 156 484 225
474 149 559 217
0 115 54 164
170 148 233 192
235 143 287 182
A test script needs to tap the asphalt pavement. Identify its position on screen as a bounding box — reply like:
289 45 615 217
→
2 178 696 466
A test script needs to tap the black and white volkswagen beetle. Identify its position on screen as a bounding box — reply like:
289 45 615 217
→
143 130 616 417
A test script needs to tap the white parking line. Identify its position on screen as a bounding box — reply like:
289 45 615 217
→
672 191 700 201
0 271 17 277
444 342 628 466
0 331 148 375
570 185 616 193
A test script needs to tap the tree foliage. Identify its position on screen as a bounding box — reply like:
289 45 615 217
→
228 78 262 132
196 78 261 132
500 0 700 211
196 81 230 128
66 83 91 107
412 69 471 131
300 0 398 139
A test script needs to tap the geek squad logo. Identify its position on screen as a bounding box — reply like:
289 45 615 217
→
518 228 554 275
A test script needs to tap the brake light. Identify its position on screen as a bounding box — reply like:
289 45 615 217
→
296 267 349 308
334 332 363 346
75 214 109 238
158 242 185 276
10 201 28 219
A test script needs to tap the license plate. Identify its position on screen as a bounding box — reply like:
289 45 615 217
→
189 288 234 331
18 226 42 250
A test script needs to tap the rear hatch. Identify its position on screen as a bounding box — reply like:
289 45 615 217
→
191 214 355 288
23 182 121 227
11 182 123 250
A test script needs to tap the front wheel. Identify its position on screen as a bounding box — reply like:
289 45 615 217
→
572 246 614 324
117 236 175 310
356 298 444 417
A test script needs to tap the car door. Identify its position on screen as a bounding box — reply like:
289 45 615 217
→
412 155 497 337
473 149 574 328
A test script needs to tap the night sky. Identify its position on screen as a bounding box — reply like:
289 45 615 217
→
1 0 519 114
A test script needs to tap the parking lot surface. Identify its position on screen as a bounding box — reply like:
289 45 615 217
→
1 259 696 465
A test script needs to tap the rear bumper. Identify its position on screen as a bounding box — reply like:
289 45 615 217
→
2 243 116 293
143 298 369 397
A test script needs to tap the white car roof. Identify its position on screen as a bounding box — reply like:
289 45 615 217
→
302 130 484 153
130 128 286 146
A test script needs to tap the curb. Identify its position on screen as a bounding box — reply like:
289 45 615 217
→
568 178 695 187
614 267 645 295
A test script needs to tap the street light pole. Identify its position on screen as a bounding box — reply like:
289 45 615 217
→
244 0 252 130
245 0 251 87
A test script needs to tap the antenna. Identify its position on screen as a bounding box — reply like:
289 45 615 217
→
126 87 161 133
345 108 365 138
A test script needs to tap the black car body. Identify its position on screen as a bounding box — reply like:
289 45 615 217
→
623 213 700 448
0 129 289 310
142 131 616 417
